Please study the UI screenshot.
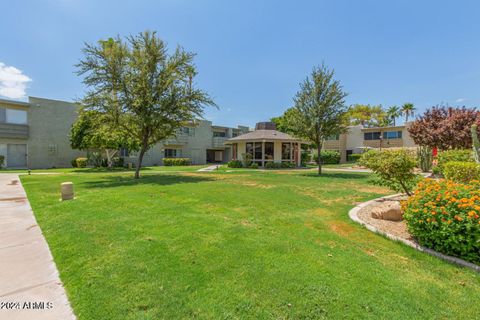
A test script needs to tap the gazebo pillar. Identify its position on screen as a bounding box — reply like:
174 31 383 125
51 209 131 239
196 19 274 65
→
261 141 265 167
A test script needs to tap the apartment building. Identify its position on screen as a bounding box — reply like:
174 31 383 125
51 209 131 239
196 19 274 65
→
0 96 249 168
323 124 417 162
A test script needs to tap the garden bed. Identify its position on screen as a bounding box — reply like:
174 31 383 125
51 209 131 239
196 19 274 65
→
349 195 480 273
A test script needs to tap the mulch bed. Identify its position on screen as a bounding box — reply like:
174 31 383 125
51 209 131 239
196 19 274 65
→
356 195 413 241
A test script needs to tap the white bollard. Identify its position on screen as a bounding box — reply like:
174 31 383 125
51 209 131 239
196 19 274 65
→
61 182 74 201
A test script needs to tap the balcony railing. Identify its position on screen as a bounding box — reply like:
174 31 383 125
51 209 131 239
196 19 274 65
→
212 136 228 148
163 134 189 145
0 123 29 139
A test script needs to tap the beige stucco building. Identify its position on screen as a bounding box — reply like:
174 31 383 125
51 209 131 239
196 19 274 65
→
323 123 417 163
0 96 249 169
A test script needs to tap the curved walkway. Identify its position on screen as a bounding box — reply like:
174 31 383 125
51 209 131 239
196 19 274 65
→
349 194 480 273
0 174 75 319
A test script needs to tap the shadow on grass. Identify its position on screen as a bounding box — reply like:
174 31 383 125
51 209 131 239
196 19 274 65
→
82 173 214 188
71 167 154 173
299 172 369 180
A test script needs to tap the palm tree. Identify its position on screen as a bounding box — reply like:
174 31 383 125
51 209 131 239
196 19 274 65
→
386 105 401 126
401 103 415 122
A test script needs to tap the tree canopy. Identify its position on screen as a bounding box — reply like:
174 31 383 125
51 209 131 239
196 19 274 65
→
76 31 215 178
285 64 348 174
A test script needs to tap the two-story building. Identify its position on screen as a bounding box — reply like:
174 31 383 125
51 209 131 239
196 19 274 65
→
323 124 417 163
0 96 249 169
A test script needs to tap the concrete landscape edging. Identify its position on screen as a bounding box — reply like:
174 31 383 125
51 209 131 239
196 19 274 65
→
348 194 480 273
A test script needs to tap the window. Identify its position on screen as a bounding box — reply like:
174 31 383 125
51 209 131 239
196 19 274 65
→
47 144 57 155
213 131 226 137
120 148 129 157
326 134 340 141
254 143 262 159
165 149 181 158
232 131 239 137
383 131 402 139
282 143 292 160
246 143 254 158
179 127 195 137
364 132 381 140
0 108 27 124
264 142 274 160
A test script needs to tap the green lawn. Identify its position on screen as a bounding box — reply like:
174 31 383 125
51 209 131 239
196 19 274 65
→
18 168 480 319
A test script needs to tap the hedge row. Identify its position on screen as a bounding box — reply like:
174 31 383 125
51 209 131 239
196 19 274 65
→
163 158 191 166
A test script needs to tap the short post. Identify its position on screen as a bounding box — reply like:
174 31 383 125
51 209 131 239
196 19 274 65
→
61 182 74 201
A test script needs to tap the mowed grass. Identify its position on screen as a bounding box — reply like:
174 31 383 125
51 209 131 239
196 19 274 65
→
19 168 480 319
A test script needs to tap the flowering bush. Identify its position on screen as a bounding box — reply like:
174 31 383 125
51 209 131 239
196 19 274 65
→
402 179 480 264
432 149 474 174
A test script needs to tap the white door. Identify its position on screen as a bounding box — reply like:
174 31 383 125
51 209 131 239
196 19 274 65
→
7 144 27 168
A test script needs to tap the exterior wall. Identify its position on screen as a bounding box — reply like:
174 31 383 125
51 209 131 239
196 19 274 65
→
345 126 364 152
27 97 86 169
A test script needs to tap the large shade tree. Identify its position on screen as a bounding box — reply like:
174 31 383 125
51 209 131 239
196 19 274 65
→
348 104 387 127
408 106 480 150
286 64 348 174
76 31 215 178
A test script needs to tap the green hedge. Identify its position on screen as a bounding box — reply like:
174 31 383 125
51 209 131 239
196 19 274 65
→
265 162 295 169
443 161 480 183
314 151 341 164
434 149 474 174
163 158 191 166
347 154 361 163
227 160 243 168
0 155 4 168
71 157 88 168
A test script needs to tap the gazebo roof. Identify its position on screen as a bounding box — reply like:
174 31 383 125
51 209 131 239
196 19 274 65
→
225 122 305 143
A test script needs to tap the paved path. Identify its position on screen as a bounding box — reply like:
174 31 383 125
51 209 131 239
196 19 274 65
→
197 165 221 172
0 174 75 320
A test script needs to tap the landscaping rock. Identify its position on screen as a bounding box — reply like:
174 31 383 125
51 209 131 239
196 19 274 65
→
371 201 403 221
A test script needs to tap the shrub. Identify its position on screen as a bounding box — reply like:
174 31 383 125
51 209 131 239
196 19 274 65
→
265 162 283 169
314 150 341 164
112 157 124 168
0 155 4 168
434 149 474 174
359 149 418 195
163 158 191 166
402 179 480 264
87 152 104 167
242 153 252 168
443 161 480 183
227 160 243 168
347 153 362 163
71 157 88 168
281 161 295 168
249 163 259 169
301 151 310 166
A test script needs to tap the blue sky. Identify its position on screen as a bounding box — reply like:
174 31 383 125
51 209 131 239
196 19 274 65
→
1 0 479 127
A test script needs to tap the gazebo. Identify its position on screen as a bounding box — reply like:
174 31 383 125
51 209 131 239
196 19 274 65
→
224 122 306 167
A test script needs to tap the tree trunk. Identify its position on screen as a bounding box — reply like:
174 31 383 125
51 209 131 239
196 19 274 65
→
317 144 322 175
134 147 146 179
105 149 118 169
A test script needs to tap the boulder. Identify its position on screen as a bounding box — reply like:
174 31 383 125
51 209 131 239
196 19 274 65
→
371 201 403 221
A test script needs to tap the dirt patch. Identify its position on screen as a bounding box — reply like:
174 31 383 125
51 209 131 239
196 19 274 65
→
328 220 356 237
356 196 413 241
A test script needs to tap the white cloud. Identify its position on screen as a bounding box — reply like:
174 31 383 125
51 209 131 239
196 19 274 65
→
0 62 32 99
455 97 466 103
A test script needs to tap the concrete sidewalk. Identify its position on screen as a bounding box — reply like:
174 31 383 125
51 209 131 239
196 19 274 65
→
0 174 75 320
197 165 221 172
